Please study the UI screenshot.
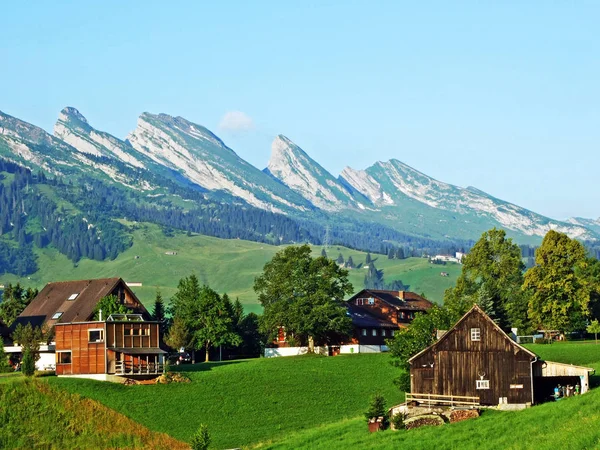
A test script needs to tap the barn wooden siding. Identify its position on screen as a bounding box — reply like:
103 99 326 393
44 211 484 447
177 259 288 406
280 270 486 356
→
410 308 535 405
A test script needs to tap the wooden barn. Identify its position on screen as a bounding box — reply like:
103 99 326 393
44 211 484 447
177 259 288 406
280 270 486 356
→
408 305 594 407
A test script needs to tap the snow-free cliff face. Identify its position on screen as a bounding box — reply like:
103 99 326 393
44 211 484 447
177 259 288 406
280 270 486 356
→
127 113 312 213
339 158 593 239
54 107 146 168
266 135 368 211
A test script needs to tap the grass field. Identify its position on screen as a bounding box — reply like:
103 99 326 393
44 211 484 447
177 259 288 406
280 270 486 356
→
10 342 600 449
0 222 460 312
0 377 187 449
48 353 403 449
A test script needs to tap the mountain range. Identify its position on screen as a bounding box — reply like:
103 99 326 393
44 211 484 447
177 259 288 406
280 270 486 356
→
0 106 597 245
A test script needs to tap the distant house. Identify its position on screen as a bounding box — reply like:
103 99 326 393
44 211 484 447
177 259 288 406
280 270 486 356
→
409 305 594 407
266 289 434 357
6 277 166 379
165 251 178 255
440 272 449 277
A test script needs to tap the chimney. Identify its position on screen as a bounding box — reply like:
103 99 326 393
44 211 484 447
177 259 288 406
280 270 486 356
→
99 309 103 322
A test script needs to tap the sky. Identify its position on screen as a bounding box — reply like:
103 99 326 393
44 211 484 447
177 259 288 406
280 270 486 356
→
1 1 598 220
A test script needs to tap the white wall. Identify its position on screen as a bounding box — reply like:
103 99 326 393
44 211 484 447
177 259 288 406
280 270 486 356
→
264 346 328 358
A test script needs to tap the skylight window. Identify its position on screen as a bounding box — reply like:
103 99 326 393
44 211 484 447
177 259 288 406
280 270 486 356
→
52 312 63 320
68 293 79 301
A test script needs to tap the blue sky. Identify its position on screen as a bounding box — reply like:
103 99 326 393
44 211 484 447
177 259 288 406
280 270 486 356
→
1 1 598 220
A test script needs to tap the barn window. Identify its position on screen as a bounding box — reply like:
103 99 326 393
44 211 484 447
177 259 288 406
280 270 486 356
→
88 329 104 343
372 329 377 337
52 312 63 320
471 328 481 341
57 352 71 364
361 329 367 336
476 380 489 389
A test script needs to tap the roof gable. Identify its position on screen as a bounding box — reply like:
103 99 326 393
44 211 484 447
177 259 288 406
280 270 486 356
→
408 305 536 364
14 278 147 329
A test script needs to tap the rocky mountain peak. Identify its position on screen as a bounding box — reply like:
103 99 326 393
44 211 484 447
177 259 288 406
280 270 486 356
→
59 107 89 125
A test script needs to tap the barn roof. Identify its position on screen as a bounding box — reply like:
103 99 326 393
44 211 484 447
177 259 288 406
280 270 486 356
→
347 289 434 311
13 278 147 330
408 304 537 364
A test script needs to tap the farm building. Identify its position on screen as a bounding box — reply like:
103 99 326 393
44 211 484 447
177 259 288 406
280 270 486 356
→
5 277 166 379
408 305 594 408
266 289 434 357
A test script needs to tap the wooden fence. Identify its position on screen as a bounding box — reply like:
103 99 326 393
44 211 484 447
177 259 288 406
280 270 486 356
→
405 392 480 408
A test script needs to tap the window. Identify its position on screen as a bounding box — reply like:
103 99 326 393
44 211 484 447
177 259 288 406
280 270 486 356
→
367 297 375 305
52 312 63 320
361 329 367 336
391 330 395 337
400 312 406 319
88 329 104 343
476 380 489 390
68 293 79 301
356 298 363 306
124 328 132 336
57 352 71 364
381 329 386 337
471 328 481 341
372 329 377 336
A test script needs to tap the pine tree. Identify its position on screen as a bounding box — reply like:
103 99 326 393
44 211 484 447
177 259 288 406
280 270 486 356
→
346 256 355 268
321 248 328 258
152 289 166 322
337 253 344 264
365 252 372 265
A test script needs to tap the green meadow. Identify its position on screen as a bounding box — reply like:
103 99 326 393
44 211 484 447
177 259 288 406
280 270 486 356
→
1 222 460 312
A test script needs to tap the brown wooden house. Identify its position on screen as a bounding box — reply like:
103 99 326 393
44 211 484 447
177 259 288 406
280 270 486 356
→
345 289 434 346
409 305 594 407
12 277 166 380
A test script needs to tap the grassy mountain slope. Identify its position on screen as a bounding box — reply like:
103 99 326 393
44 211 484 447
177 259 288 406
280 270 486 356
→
0 378 188 449
0 222 459 312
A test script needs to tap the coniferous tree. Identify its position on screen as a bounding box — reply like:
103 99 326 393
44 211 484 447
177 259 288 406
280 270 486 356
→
346 256 355 268
337 253 345 264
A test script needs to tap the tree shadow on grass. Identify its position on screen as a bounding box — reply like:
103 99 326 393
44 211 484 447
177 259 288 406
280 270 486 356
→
173 359 250 373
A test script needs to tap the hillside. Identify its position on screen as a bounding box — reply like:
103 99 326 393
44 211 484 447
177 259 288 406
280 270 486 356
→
0 378 188 449
259 343 600 450
45 342 600 449
0 222 459 311
49 354 403 449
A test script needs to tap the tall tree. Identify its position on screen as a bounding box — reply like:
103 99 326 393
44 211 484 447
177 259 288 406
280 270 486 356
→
524 230 596 335
321 248 328 258
346 256 355 268
254 244 353 349
152 289 166 322
12 322 45 362
0 283 37 326
337 253 345 265
444 228 525 328
170 275 241 362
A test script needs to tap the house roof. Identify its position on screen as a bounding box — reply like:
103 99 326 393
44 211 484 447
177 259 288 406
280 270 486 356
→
345 303 398 329
408 304 537 364
13 277 146 330
348 289 434 311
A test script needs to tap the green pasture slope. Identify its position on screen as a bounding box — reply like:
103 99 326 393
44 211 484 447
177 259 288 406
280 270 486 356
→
46 342 600 449
49 353 403 449
1 222 460 312
259 342 600 450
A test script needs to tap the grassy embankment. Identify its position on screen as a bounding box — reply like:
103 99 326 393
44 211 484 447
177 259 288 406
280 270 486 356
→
49 353 402 449
0 377 188 449
1 222 460 312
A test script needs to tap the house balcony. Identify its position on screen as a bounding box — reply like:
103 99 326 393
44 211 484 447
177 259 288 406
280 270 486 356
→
114 361 165 376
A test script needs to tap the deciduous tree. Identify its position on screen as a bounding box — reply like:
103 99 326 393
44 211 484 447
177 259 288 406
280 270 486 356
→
444 228 526 329
524 230 594 335
93 295 131 321
254 245 353 349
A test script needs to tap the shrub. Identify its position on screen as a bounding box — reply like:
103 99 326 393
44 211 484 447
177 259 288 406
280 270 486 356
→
191 424 210 450
390 412 405 430
0 346 11 373
21 349 35 377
